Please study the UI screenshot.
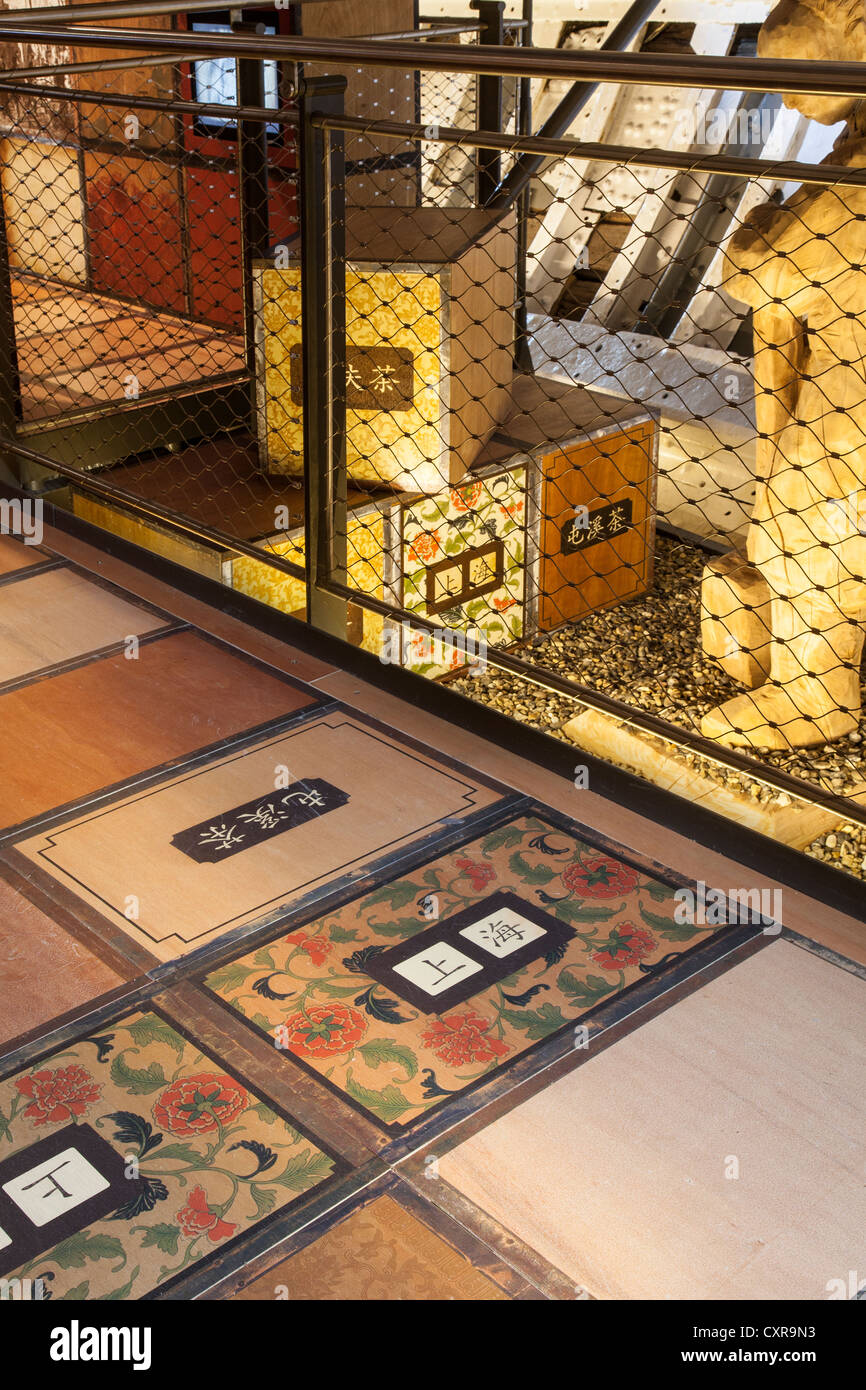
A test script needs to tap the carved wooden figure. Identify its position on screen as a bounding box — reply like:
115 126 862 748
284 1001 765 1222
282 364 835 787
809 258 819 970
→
701 0 866 749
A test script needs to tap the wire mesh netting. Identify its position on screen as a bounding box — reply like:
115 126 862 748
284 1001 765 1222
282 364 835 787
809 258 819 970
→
2 16 866 876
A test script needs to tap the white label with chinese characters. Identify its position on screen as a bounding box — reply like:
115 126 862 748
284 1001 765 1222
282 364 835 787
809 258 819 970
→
392 942 483 997
459 906 547 959
3 1147 111 1227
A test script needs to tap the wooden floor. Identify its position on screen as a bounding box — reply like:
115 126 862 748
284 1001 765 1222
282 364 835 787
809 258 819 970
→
0 521 862 1304
12 273 245 422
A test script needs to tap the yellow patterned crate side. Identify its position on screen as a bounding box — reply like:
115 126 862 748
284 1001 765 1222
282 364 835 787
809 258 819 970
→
1 137 87 285
346 510 386 656
230 510 387 653
231 532 307 616
72 493 224 580
256 263 446 493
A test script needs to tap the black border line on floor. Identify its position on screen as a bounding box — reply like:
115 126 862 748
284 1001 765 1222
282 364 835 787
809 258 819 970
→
0 556 66 588
20 485 866 928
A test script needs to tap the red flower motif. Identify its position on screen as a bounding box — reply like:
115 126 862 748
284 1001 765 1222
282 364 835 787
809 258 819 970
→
450 481 482 513
408 530 440 564
492 595 516 612
154 1074 248 1137
422 1011 511 1068
455 857 496 892
562 857 639 899
15 1065 101 1127
284 931 332 967
277 1003 366 1059
177 1185 237 1244
591 923 657 971
499 499 524 520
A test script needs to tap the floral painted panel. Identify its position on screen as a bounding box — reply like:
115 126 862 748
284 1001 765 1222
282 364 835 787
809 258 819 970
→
402 469 526 678
206 814 718 1131
0 1011 337 1299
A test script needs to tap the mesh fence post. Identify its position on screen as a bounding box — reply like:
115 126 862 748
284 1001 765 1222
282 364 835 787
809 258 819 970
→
235 22 272 404
0 185 20 481
299 73 348 640
471 0 505 205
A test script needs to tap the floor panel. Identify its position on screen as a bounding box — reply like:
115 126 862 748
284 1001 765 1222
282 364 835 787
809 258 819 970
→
13 711 504 962
435 939 866 1301
0 875 127 1047
0 535 48 577
0 630 317 833
0 566 170 689
229 1192 508 1300
204 808 731 1133
0 1007 342 1299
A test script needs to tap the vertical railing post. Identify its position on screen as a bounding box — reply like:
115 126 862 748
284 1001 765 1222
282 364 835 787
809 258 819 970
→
234 19 271 398
514 0 533 370
471 0 505 205
0 181 22 483
299 73 348 640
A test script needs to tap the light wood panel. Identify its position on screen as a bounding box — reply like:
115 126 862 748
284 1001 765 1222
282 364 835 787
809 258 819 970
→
439 940 866 1301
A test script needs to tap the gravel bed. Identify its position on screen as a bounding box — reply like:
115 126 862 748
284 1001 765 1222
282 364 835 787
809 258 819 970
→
451 536 866 880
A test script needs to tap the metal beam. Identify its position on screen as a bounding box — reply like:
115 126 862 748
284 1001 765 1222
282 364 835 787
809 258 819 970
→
318 114 866 190
3 26 866 103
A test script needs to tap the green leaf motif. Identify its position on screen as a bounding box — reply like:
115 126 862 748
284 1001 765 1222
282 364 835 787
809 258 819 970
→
357 1038 417 1082
644 879 674 902
253 947 276 969
345 1074 411 1124
205 961 257 994
136 1223 180 1256
363 881 420 912
555 898 618 925
50 1233 126 1272
100 1266 140 1301
508 851 554 886
639 903 698 940
110 1055 167 1096
558 969 615 1006
250 1184 277 1218
0 1108 11 1144
147 1142 200 1164
126 1016 185 1059
58 1282 90 1301
327 923 362 943
481 824 525 854
273 1150 335 1190
499 1002 568 1040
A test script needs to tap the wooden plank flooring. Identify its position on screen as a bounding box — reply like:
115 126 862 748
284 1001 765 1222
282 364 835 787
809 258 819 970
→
11 272 245 421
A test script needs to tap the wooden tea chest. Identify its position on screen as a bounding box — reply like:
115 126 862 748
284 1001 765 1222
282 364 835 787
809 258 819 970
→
253 204 517 493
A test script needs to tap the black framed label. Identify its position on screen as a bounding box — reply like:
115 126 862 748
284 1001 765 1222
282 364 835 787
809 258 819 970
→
290 343 414 412
425 540 505 616
171 779 350 864
364 890 575 1014
0 1124 138 1278
560 497 633 555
